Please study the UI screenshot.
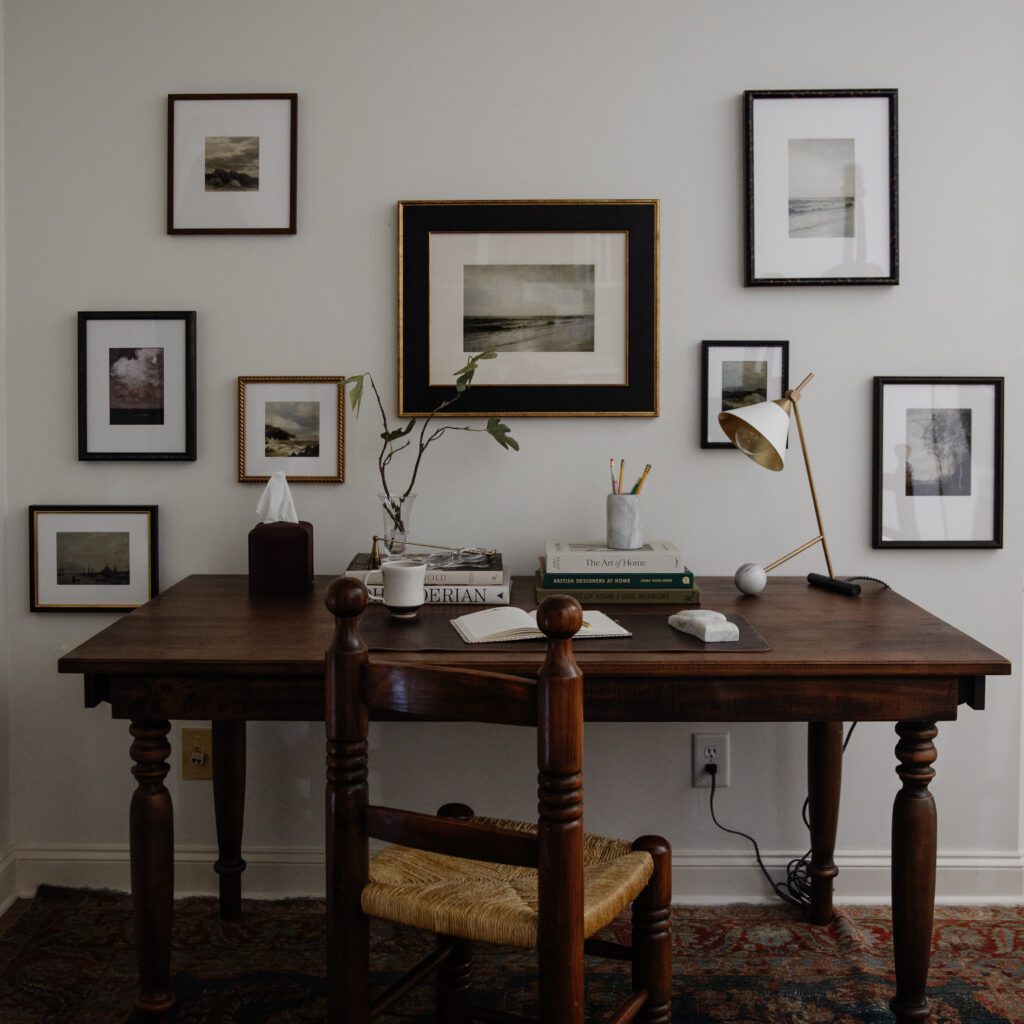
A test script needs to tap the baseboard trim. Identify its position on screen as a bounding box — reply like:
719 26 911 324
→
14 843 1024 904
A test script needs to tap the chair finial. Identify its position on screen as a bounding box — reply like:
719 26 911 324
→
325 576 369 618
536 594 583 640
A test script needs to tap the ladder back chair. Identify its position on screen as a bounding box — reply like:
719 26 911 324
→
325 576 672 1024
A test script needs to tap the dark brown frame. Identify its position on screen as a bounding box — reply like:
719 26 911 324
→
78 311 197 461
167 93 297 235
398 200 659 417
872 376 1003 549
744 89 899 286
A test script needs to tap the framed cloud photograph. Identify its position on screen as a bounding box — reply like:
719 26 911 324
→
168 93 297 234
745 89 898 285
237 376 344 482
873 377 1003 548
78 311 196 461
398 200 658 416
29 505 159 611
701 340 789 448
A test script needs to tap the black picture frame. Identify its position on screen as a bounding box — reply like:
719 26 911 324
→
872 377 1003 549
700 340 789 449
745 89 899 286
78 311 197 461
398 200 659 417
29 505 160 612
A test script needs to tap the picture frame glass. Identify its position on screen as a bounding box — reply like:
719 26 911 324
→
703 342 788 447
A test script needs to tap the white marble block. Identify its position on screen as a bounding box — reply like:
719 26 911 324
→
668 609 740 643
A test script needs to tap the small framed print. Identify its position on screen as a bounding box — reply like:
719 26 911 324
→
238 376 344 482
78 312 197 461
872 377 1003 549
398 200 658 417
745 89 898 286
29 505 159 612
701 341 789 448
168 93 297 234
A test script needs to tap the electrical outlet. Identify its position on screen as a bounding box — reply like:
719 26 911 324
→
181 727 213 781
691 732 729 788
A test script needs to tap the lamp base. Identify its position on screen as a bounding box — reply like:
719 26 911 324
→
807 572 860 597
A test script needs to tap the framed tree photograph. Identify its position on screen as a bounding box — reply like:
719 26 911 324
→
78 311 196 461
872 377 1003 548
29 505 159 611
745 89 898 286
168 93 297 234
238 376 344 482
701 340 789 448
398 200 659 417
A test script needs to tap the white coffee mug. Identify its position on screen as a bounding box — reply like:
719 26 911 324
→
365 559 426 619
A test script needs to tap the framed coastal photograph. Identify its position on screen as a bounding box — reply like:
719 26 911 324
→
168 93 297 234
78 312 196 461
398 200 658 416
745 89 898 285
29 505 159 611
872 377 1003 548
237 376 344 482
701 340 789 448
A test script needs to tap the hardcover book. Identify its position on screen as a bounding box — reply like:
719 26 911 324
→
539 557 694 590
364 573 512 606
345 551 504 586
535 583 701 605
544 540 685 573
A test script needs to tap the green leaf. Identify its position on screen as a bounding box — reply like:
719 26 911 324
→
485 418 518 451
477 348 498 360
347 375 364 414
381 419 416 442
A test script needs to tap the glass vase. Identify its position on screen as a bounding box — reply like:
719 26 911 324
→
379 493 415 557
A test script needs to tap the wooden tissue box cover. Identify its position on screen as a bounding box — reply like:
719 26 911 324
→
248 521 314 596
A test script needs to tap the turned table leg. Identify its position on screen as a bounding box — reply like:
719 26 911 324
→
129 719 175 1017
806 721 843 924
890 720 938 1023
212 720 247 920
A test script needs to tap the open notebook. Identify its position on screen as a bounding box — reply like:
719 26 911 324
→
451 606 631 645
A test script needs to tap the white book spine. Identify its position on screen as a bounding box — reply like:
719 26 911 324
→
364 582 511 605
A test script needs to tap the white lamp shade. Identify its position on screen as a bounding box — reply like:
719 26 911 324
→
718 398 792 471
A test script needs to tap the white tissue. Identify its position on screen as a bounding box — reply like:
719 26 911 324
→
668 609 740 643
255 471 299 524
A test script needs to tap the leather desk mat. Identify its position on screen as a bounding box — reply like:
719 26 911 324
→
358 607 770 654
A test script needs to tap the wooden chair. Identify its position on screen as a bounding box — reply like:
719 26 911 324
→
324 576 672 1024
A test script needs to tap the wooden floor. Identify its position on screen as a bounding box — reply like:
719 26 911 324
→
0 899 31 938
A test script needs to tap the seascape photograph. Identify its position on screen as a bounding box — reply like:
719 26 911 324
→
265 400 320 457
463 263 595 352
788 137 855 238
205 135 260 191
109 347 164 425
56 531 130 585
905 407 972 496
721 360 768 411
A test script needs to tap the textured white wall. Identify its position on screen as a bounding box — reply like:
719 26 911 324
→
2 0 1022 901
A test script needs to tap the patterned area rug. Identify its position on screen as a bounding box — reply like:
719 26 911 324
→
1 886 1022 1022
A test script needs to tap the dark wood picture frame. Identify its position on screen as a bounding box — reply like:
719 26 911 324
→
745 89 898 286
167 93 297 235
398 200 659 417
78 311 197 461
29 504 159 612
872 377 1003 549
700 340 789 449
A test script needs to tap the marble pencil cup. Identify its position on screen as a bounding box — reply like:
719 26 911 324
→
606 494 643 549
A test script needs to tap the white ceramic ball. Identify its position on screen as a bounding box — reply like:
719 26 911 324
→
734 562 767 595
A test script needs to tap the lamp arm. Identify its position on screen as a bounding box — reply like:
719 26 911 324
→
790 395 835 578
763 533 825 573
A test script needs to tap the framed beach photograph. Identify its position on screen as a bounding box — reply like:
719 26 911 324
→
168 93 297 234
78 311 196 461
29 505 159 611
398 200 658 417
745 90 898 285
238 376 344 482
701 340 789 448
872 377 1003 548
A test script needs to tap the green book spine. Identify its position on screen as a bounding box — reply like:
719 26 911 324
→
541 572 694 590
535 586 701 605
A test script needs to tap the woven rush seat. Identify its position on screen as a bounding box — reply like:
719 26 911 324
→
363 817 654 948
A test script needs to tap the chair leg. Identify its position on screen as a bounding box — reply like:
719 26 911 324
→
631 836 672 1024
437 935 473 1023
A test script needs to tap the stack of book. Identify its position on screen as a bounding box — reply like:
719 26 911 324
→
536 540 698 605
344 551 511 605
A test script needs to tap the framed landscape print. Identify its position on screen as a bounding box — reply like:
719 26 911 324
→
238 376 344 482
168 93 297 234
701 340 789 448
745 90 898 286
872 377 1003 548
29 505 159 611
398 200 658 417
78 311 196 461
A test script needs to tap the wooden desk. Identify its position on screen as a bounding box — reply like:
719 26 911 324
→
59 573 1011 1023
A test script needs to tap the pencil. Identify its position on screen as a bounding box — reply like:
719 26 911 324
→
609 458 617 493
617 459 625 496
632 464 652 494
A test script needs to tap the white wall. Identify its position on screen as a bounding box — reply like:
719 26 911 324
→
3 0 1022 902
